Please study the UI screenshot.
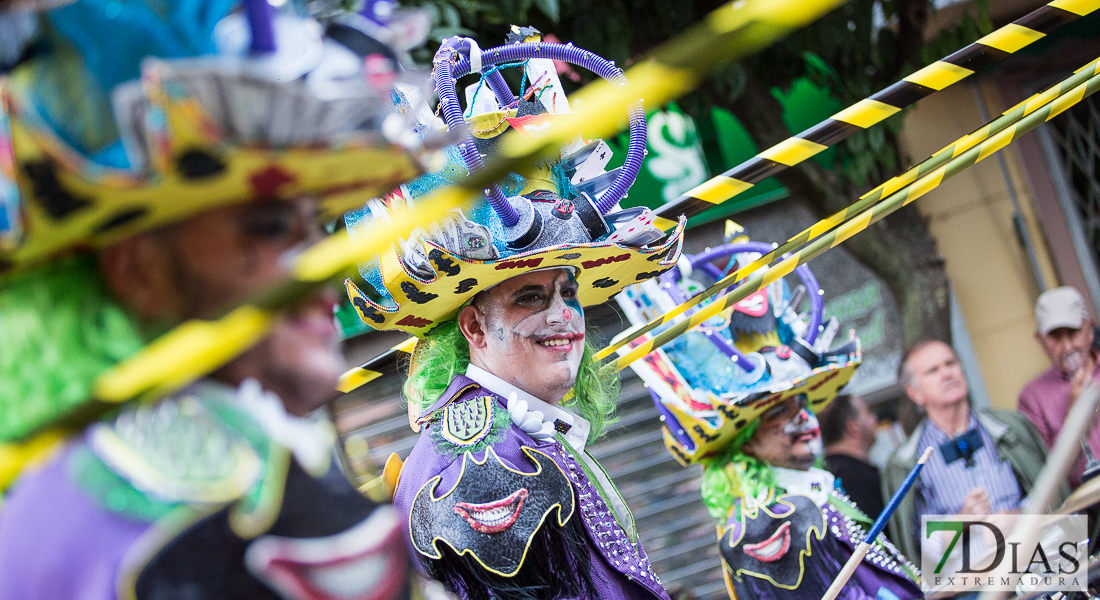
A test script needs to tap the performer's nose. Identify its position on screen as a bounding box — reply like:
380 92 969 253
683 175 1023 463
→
546 295 566 325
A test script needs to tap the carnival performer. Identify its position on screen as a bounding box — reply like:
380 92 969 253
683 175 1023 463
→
342 27 684 600
615 234 922 600
0 1 443 598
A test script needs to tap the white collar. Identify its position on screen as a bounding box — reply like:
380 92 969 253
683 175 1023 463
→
465 364 591 452
189 378 336 476
772 466 836 508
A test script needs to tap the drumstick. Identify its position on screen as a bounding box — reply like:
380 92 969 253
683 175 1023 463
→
821 447 934 600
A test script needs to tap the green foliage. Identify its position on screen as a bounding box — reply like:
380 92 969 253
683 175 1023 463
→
404 0 559 60
921 0 995 65
410 0 992 194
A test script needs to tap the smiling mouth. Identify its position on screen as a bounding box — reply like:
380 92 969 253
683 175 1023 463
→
453 489 529 534
743 521 792 562
792 427 820 443
536 333 584 349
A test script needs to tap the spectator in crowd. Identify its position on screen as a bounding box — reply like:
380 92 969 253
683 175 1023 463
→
1019 286 1100 488
820 394 886 521
882 340 1062 562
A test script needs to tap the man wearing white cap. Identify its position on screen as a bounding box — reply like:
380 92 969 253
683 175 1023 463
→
1019 286 1100 488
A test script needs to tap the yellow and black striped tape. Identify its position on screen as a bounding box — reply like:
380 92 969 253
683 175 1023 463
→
9 0 848 443
651 0 1100 230
597 54 1100 361
610 66 1100 372
336 336 417 394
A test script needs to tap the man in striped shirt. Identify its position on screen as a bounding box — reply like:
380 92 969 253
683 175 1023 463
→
881 340 1063 564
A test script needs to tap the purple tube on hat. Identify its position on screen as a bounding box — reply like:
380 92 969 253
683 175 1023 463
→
243 0 276 55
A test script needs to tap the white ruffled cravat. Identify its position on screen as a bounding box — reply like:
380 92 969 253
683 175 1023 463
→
465 364 591 452
772 466 836 507
234 378 336 475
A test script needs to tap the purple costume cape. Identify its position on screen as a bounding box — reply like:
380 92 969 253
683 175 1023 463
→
394 375 669 600
0 445 150 600
0 385 418 600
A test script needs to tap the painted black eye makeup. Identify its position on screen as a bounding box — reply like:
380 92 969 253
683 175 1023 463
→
763 403 790 422
238 208 299 242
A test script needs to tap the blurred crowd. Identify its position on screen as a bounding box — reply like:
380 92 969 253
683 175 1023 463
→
818 285 1098 560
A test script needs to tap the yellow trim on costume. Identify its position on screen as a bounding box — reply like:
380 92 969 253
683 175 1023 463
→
89 414 263 505
228 443 292 540
383 453 404 499
440 395 496 446
117 504 228 600
410 447 575 577
0 429 68 492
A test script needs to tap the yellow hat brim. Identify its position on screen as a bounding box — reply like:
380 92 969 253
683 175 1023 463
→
346 217 687 337
630 339 862 466
0 67 422 272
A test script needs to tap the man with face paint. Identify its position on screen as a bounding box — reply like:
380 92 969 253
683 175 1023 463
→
614 238 922 600
710 394 922 600
341 29 685 600
0 2 442 600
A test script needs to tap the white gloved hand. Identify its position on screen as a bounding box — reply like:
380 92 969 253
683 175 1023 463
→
506 393 556 440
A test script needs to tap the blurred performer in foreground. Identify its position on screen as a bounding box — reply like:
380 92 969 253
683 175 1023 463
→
342 27 685 600
0 1 442 598
615 233 922 599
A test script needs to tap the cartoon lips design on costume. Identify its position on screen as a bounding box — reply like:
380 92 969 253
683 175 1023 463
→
410 447 575 575
246 505 408 600
454 488 529 533
719 494 826 588
742 521 791 562
733 289 769 317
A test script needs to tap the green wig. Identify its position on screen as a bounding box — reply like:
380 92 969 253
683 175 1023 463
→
403 320 620 442
700 400 828 520
700 419 777 520
0 254 145 441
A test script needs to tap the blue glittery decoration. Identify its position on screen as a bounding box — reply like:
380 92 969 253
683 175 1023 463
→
656 281 798 398
345 206 397 308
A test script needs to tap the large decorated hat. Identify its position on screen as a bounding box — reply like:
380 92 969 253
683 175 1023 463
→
614 234 861 467
0 0 434 272
0 0 434 451
344 27 685 337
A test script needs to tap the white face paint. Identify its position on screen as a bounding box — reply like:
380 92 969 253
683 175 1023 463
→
467 269 585 404
781 404 823 460
747 395 823 470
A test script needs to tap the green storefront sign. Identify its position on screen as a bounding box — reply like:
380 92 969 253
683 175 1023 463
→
608 77 840 227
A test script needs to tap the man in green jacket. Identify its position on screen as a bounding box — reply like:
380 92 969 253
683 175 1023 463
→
881 340 1066 563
